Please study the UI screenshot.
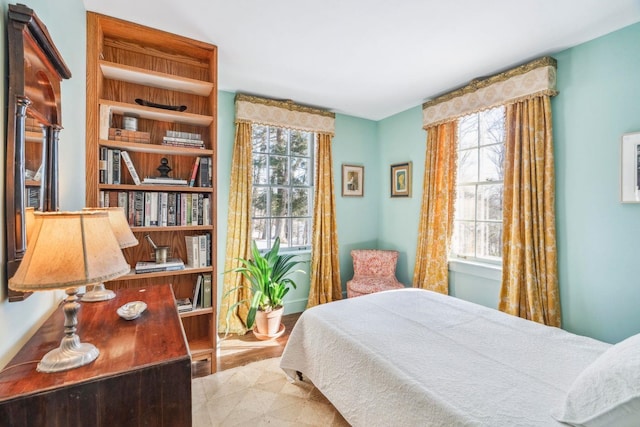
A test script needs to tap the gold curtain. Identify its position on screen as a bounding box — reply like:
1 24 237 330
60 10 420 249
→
412 121 458 294
307 133 341 307
498 96 561 327
218 120 253 335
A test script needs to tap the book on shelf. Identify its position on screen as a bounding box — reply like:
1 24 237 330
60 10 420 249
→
176 297 192 313
120 151 141 185
184 235 200 267
201 273 212 308
188 156 201 187
192 274 203 309
161 136 204 148
135 258 185 274
166 130 202 140
112 149 121 184
99 146 108 184
142 176 188 186
197 157 212 187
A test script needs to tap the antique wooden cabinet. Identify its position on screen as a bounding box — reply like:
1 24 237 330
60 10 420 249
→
0 284 191 426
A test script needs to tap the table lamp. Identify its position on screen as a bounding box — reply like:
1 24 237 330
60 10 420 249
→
81 207 138 302
8 211 130 372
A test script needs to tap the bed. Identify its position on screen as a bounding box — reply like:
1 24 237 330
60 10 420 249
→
280 288 640 426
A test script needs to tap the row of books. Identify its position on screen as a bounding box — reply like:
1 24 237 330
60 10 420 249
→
185 233 212 268
99 148 212 188
176 273 213 312
135 257 185 274
163 130 204 149
99 190 212 227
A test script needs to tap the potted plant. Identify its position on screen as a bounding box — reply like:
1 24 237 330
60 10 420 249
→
225 237 303 337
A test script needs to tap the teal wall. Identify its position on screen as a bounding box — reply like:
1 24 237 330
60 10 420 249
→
553 23 640 343
0 0 87 368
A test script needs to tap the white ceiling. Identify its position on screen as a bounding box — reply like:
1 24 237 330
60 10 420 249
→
82 0 640 121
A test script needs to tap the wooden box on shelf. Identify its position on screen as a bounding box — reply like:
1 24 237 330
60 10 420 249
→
85 12 218 374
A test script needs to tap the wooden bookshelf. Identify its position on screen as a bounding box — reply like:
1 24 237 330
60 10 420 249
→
85 12 218 374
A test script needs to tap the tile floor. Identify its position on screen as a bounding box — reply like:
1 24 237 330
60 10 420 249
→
192 357 349 426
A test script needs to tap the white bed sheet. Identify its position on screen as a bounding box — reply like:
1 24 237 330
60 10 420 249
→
280 288 609 426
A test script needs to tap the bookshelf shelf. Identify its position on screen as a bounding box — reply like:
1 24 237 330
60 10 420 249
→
98 183 213 193
99 139 213 156
120 265 213 281
86 13 218 375
100 60 214 96
99 99 213 127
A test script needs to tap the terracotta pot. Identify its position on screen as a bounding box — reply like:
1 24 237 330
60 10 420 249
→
254 306 284 336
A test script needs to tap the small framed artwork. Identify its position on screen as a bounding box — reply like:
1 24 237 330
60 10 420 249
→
390 162 412 198
342 164 364 197
621 132 640 203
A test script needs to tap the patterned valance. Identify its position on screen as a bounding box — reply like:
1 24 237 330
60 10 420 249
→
235 94 335 135
422 56 557 129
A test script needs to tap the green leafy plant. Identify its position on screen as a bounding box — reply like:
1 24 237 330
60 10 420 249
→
225 237 303 329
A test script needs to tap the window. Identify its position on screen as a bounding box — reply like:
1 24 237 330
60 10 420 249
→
251 125 314 251
450 106 505 264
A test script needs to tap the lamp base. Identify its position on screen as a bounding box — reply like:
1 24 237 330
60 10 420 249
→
37 286 100 373
82 283 115 302
37 333 100 373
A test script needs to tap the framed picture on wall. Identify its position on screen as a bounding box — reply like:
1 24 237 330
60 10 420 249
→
390 162 412 198
342 164 364 197
621 132 640 203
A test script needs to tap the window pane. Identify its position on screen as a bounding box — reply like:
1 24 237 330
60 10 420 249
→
455 185 476 221
290 130 311 156
252 187 268 217
480 106 505 146
290 218 311 246
451 221 475 257
476 222 502 259
478 145 504 181
251 219 268 250
477 184 502 221
270 218 289 247
252 125 268 153
269 127 288 155
270 187 289 217
457 149 478 183
291 188 310 216
291 156 311 185
269 156 289 185
458 113 478 150
253 154 268 184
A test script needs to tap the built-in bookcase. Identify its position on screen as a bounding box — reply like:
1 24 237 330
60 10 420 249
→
85 12 218 373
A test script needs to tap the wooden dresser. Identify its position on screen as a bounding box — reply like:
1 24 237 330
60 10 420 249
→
0 284 191 426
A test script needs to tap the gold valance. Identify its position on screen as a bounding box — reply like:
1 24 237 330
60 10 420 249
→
422 57 557 129
235 94 335 135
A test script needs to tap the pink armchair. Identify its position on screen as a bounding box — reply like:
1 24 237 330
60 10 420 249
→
346 249 405 298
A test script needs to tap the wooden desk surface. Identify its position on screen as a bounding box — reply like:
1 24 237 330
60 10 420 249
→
0 284 191 426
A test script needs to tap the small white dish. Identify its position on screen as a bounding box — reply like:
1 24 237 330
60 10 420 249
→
117 301 147 320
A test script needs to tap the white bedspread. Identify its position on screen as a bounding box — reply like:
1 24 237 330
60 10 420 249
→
280 289 609 426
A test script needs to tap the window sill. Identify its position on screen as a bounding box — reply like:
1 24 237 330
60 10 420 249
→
448 259 502 281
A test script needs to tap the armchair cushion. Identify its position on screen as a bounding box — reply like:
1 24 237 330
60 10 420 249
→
347 249 405 298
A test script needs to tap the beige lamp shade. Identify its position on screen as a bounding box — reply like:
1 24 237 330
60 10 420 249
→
8 211 130 292
24 207 36 245
83 207 138 248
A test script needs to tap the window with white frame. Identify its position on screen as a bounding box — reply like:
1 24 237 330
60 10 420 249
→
450 106 505 263
251 124 314 252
